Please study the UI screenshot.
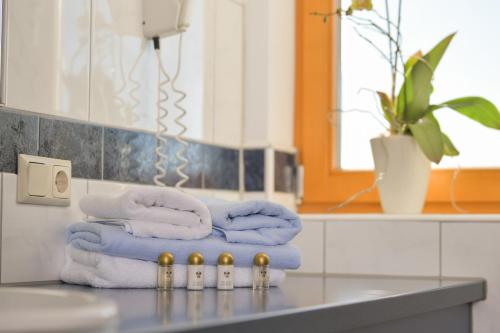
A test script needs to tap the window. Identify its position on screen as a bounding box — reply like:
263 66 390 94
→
340 0 500 170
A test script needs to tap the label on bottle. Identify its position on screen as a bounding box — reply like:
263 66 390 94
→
252 265 270 289
187 265 204 290
217 265 234 290
157 265 174 290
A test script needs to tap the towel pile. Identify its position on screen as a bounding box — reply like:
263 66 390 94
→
61 187 302 288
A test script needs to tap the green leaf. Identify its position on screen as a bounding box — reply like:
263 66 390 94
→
376 91 397 130
438 97 500 129
441 133 459 156
423 32 456 71
404 50 423 74
397 33 456 123
408 114 444 163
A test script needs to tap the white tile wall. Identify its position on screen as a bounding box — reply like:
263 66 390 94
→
442 223 500 333
291 221 324 273
5 0 91 120
89 0 206 139
4 0 251 145
87 179 216 198
0 173 87 283
208 0 244 146
325 221 440 276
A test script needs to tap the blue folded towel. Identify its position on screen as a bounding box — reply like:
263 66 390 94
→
67 223 301 269
201 198 302 246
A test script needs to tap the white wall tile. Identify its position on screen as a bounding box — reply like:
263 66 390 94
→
211 190 241 202
325 221 440 276
268 0 295 150
270 192 296 212
242 192 267 201
87 179 215 199
243 0 295 151
442 223 500 333
0 174 2 280
1 173 87 283
5 0 90 120
291 221 324 273
210 0 244 146
90 0 206 139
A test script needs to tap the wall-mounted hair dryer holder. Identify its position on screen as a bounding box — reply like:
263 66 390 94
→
143 0 193 38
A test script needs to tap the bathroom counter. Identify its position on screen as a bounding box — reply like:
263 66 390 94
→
300 213 500 222
40 274 485 333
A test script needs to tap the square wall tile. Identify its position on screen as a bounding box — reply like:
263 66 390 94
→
209 0 244 146
103 128 156 185
274 151 296 193
162 140 203 189
325 221 440 276
5 0 90 120
291 221 324 273
0 110 38 173
244 149 264 192
1 173 87 283
270 192 296 212
442 223 500 333
203 146 239 190
39 118 102 179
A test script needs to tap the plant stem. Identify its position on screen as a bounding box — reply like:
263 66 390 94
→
392 0 402 101
352 27 393 65
385 0 397 105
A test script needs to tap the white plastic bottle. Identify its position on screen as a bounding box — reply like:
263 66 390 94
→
217 252 234 290
187 252 204 290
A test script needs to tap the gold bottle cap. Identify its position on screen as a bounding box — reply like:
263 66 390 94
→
188 252 204 265
217 252 234 265
158 252 174 266
253 253 270 266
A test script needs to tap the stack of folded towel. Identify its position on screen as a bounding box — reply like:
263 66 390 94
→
61 187 302 288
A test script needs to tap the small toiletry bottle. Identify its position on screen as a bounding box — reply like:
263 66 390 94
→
187 252 204 290
252 253 270 290
217 252 234 290
157 252 175 290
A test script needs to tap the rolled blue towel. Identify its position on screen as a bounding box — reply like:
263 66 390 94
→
67 223 301 269
201 198 302 246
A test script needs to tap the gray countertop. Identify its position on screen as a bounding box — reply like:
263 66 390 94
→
40 274 486 333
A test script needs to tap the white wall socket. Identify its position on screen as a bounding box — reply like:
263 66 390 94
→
17 154 72 206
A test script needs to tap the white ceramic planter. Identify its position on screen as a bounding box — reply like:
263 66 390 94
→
370 135 431 214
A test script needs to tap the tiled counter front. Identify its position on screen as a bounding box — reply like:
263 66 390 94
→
295 214 500 333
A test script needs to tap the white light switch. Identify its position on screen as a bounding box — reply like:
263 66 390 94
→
27 163 51 196
17 154 72 206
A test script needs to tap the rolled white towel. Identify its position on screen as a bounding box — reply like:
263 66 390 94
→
60 246 286 289
79 187 212 240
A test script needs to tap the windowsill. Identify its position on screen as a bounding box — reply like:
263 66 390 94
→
300 213 500 223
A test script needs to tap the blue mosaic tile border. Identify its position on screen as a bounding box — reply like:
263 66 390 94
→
0 108 296 193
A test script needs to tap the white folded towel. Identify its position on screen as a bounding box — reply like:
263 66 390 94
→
79 187 212 240
60 246 286 289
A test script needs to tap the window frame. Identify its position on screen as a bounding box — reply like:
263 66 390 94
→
295 0 500 213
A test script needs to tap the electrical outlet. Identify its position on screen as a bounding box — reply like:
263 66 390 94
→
17 154 72 206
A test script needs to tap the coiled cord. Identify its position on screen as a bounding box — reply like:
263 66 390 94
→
128 40 147 125
154 39 171 187
171 34 190 190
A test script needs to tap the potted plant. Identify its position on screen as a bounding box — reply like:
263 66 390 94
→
313 0 500 214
